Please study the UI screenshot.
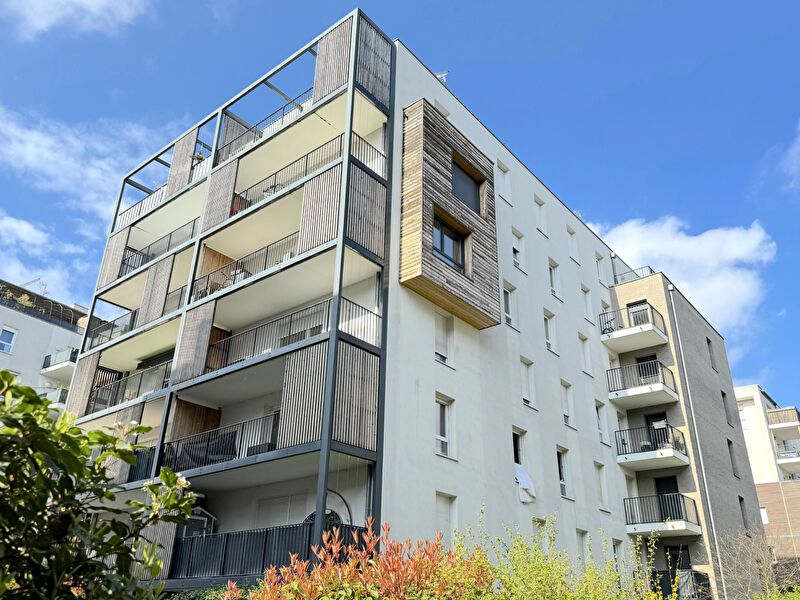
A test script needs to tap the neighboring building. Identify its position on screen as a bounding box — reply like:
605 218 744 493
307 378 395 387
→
0 279 86 404
736 384 800 561
66 11 759 598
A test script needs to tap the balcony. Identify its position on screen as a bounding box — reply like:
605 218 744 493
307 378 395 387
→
652 569 711 600
126 445 157 483
614 265 655 285
86 286 187 350
768 407 800 442
624 493 701 537
41 347 79 384
599 303 668 353
777 448 800 475
615 425 690 471
86 359 172 415
607 360 679 409
163 411 280 473
119 219 199 279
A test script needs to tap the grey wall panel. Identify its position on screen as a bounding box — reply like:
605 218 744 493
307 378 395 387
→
312 17 353 102
66 351 101 417
201 160 239 232
165 128 198 198
356 16 392 108
173 301 215 383
277 341 327 448
347 165 386 258
333 341 379 451
297 164 341 254
136 255 174 327
97 228 130 289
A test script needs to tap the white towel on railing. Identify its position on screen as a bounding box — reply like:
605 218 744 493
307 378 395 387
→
514 463 536 503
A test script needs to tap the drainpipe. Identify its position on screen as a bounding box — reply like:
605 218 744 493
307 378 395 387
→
667 283 728 599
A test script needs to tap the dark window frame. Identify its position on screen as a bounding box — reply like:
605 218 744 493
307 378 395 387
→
433 215 466 273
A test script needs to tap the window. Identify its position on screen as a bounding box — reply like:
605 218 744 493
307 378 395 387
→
513 428 536 502
596 401 607 444
520 357 534 407
739 406 749 430
435 394 453 457
739 496 748 529
706 337 718 371
434 313 453 364
535 195 547 234
722 391 735 427
435 492 456 549
433 216 465 272
579 333 592 374
567 225 579 262
503 282 516 326
0 328 16 353
544 310 557 351
512 229 525 269
760 507 769 524
728 439 740 477
576 529 588 567
595 462 608 508
557 448 569 497
560 380 573 427
496 161 510 204
595 254 606 285
582 285 593 322
513 430 524 465
451 159 481 213
548 258 560 297
612 540 622 572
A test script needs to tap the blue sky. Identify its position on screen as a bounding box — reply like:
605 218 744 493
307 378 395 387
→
0 1 798 402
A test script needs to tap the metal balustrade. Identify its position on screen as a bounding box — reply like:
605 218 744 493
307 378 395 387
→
624 493 699 526
215 88 315 165
778 449 800 460
599 303 666 336
42 347 79 369
768 407 800 426
116 185 168 231
229 134 344 217
339 297 381 347
615 424 686 456
192 232 299 301
119 219 199 278
614 265 655 285
351 132 386 178
652 569 711 600
189 155 211 183
204 300 331 374
127 445 157 483
162 411 280 472
607 360 676 393
86 360 172 415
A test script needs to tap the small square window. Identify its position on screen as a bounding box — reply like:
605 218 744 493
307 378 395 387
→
0 328 16 353
433 216 465 273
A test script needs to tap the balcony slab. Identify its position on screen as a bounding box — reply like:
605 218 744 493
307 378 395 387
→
609 383 679 410
601 324 668 354
617 448 690 471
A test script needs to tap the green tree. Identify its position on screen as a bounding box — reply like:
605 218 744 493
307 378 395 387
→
0 371 194 599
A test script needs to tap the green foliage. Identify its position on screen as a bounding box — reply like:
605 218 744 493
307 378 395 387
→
0 371 195 599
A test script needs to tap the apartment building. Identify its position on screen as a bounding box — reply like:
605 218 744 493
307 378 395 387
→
0 279 85 404
66 11 759 598
736 384 800 563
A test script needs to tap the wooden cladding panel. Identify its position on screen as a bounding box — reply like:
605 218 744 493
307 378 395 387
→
347 165 386 258
66 351 101 416
166 399 221 442
198 246 234 278
138 520 178 581
221 114 253 147
313 17 353 102
97 228 130 289
202 160 239 232
758 481 800 559
136 255 174 327
356 16 392 108
173 301 215 382
333 342 378 452
297 164 341 254
399 99 501 329
277 341 327 448
165 128 198 198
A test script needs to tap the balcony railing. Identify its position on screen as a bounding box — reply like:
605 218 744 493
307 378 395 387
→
162 411 280 472
116 185 168 231
652 569 711 600
615 424 686 456
86 360 172 415
614 265 655 285
599 303 666 336
168 522 367 580
192 232 300 301
42 347 79 369
86 286 187 350
624 493 699 525
215 87 315 165
339 297 381 347
119 218 199 278
204 300 331 374
607 360 676 394
189 155 211 184
127 445 156 483
230 134 344 218
769 407 800 426
778 449 800 460
351 132 387 178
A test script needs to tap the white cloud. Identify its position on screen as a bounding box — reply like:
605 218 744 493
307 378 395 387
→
0 0 150 39
591 216 776 334
780 119 800 192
